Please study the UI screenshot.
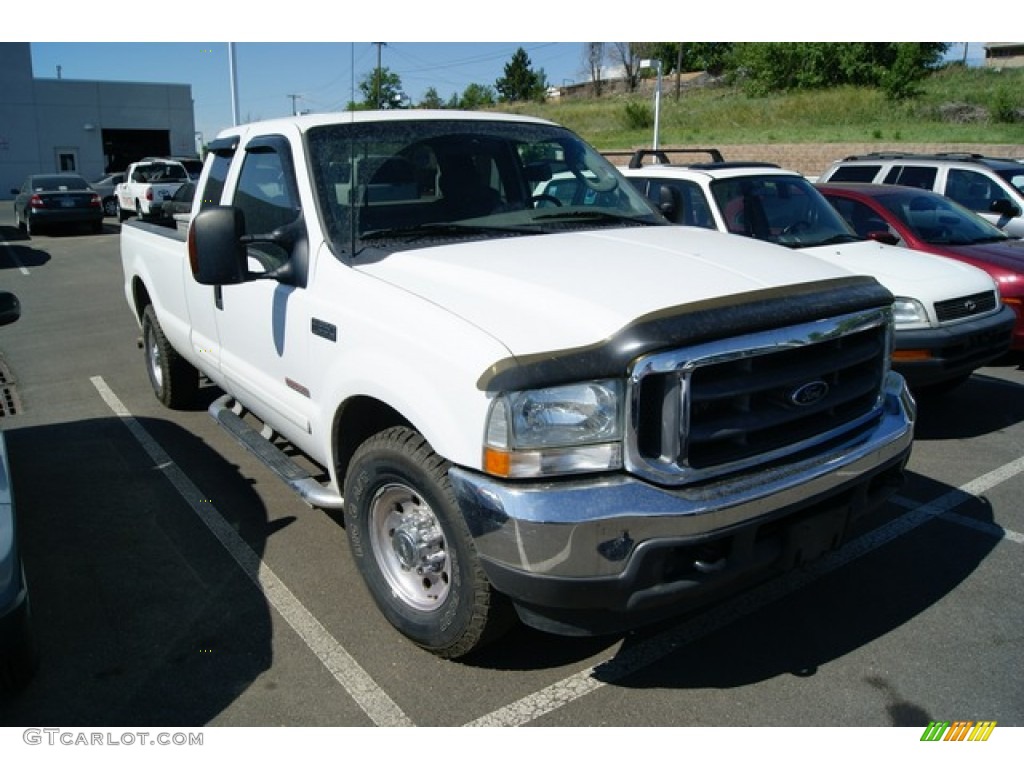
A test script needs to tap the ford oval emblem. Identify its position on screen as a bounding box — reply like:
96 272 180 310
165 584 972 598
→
789 380 829 407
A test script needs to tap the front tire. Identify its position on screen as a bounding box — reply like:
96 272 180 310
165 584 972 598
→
142 305 198 409
343 427 514 659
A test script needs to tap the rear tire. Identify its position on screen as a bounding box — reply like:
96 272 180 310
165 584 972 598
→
343 427 514 659
142 305 199 409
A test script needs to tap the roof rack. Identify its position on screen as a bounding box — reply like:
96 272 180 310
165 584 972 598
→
603 148 726 169
839 151 1016 165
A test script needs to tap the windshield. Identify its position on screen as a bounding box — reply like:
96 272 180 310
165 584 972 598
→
306 118 663 256
709 174 856 248
995 166 1024 197
880 191 1010 245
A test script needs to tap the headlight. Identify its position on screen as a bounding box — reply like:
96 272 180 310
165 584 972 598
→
483 380 624 478
891 297 928 326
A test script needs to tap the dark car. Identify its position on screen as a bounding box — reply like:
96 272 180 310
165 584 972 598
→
818 182 1024 351
89 172 125 218
0 291 38 694
11 173 104 236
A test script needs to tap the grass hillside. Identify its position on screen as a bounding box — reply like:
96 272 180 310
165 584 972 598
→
493 65 1024 151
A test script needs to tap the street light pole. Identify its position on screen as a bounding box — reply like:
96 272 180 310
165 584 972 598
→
640 59 663 150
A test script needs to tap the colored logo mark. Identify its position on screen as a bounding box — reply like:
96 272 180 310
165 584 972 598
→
920 721 997 742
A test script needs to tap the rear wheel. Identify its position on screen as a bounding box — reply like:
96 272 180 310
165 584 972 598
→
103 197 117 217
142 305 198 409
343 427 514 659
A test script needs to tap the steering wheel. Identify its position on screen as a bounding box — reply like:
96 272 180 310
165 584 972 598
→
529 194 563 208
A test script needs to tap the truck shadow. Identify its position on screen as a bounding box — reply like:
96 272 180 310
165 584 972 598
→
593 480 999 716
912 366 1024 440
0 416 274 726
468 469 999 699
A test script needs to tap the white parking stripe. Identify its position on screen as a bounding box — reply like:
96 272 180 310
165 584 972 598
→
465 453 1024 727
90 376 413 727
0 235 31 275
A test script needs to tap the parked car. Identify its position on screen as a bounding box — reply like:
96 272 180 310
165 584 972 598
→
115 159 195 222
817 152 1024 238
616 150 1016 392
0 291 38 694
818 182 1024 351
11 173 104 236
89 172 125 218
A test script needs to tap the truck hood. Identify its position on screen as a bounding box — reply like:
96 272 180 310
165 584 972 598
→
357 227 860 356
802 239 997 304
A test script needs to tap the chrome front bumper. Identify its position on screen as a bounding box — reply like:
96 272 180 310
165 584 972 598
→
449 372 915 623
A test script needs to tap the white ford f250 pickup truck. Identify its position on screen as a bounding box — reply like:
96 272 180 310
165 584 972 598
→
120 110 915 658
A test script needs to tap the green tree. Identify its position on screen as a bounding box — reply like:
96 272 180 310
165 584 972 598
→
727 43 948 98
358 66 404 108
419 86 444 109
459 83 497 109
495 47 547 102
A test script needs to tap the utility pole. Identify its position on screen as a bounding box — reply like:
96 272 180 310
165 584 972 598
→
228 43 240 126
372 42 387 107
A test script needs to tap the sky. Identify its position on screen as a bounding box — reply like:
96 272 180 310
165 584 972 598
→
28 42 592 144
19 3 993 149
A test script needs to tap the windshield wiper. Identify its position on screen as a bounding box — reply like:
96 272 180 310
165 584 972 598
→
532 210 655 226
361 222 536 241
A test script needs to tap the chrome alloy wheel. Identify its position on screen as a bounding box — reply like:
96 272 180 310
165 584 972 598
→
368 483 450 611
146 325 164 391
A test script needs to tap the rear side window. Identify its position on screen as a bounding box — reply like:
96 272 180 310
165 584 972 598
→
827 165 881 183
883 165 936 190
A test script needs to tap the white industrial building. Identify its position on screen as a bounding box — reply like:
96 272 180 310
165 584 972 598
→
1 42 196 197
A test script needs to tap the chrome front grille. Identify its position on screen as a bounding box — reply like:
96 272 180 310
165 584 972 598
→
934 291 996 323
625 308 891 486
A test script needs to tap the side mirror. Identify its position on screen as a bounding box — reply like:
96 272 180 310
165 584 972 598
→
990 199 1022 218
0 291 21 327
867 231 900 246
657 185 680 222
188 206 249 285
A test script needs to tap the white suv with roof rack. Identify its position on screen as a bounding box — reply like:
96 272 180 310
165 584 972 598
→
817 152 1024 237
615 149 1016 392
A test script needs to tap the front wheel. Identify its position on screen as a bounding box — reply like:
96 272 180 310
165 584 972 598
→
343 427 514 659
142 305 198 409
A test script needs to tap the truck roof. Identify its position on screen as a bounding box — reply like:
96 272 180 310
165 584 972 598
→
214 109 559 140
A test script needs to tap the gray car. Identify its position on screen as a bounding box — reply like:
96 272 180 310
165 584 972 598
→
89 172 125 218
0 291 38 694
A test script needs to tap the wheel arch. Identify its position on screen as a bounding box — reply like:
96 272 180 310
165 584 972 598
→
331 395 414 487
130 276 153 324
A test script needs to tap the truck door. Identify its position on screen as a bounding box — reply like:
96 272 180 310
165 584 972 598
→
183 137 237 372
212 134 314 438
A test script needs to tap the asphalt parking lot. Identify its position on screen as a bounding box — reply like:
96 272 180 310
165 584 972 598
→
0 213 1021 739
